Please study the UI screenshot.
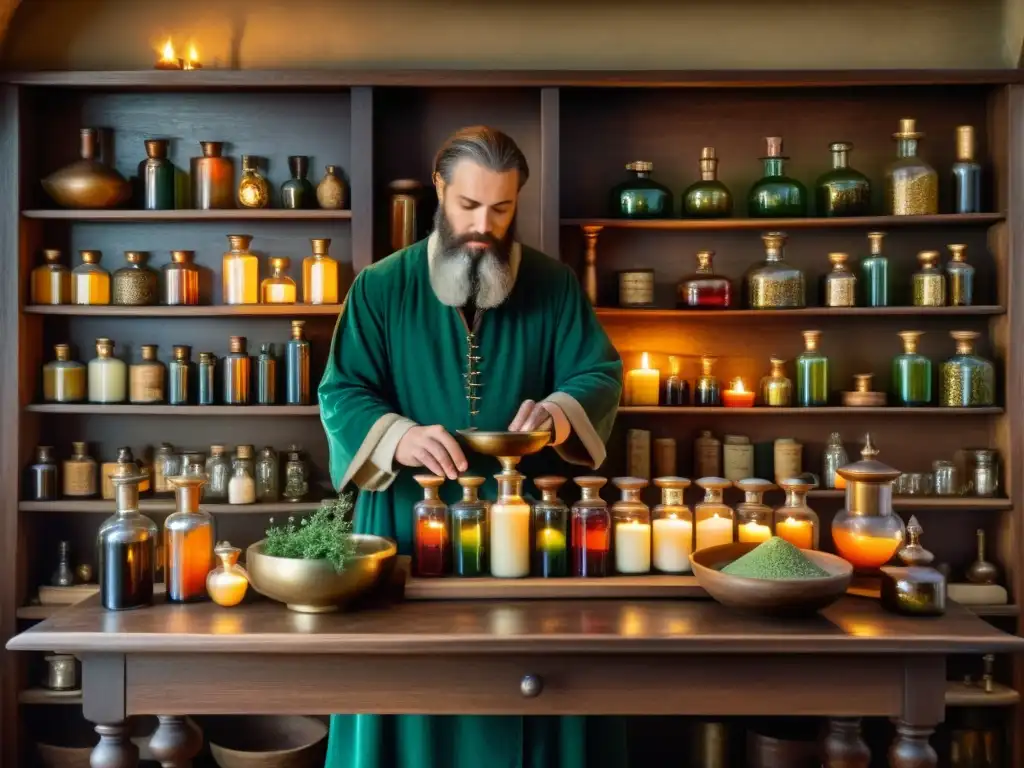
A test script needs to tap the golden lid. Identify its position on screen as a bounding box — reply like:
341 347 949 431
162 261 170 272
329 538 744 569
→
170 250 195 264
654 476 691 490
700 147 717 161
290 320 306 340
828 252 849 270
700 354 716 376
626 161 654 172
95 337 114 355
574 476 608 490
533 475 566 493
144 139 168 159
229 336 247 354
801 330 822 352
695 477 731 491
769 357 787 375
947 244 967 262
311 238 332 255
53 343 70 361
695 250 714 272
80 250 102 264
140 344 158 360
762 136 785 158
853 373 874 393
835 434 901 483
43 249 62 263
893 118 923 139
955 125 975 162
270 256 291 270
612 477 649 492
226 234 253 251
124 251 148 265
867 232 885 254
917 250 940 268
172 345 190 360
898 330 923 354
236 444 254 460
71 441 88 455
734 478 776 494
951 330 979 354
200 141 224 157
778 477 816 493
761 231 787 252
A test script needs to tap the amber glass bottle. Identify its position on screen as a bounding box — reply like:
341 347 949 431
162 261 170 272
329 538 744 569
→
303 238 339 304
222 234 259 305
191 141 235 210
43 344 86 403
261 257 297 304
31 249 71 305
71 250 111 305
237 155 270 209
165 464 215 603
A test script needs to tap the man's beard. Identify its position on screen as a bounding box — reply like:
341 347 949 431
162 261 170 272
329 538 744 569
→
429 206 515 310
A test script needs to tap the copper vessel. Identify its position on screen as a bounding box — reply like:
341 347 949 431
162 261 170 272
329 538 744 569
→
190 141 235 210
42 128 132 209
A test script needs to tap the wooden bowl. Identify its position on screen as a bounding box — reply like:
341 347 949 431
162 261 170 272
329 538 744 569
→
690 542 853 616
203 715 328 768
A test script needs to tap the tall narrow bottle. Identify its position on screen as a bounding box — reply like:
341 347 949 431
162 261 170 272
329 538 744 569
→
892 331 932 407
257 344 277 405
223 336 252 405
945 244 974 307
571 477 611 577
490 468 531 579
796 330 829 407
303 238 339 304
452 476 488 578
532 476 568 577
886 118 938 216
748 137 808 218
815 141 871 217
31 249 71 305
694 355 721 406
168 345 192 405
165 463 215 603
97 468 157 611
681 147 732 218
222 234 259 305
952 125 983 214
191 141 234 210
286 319 311 405
71 250 111 305
611 478 651 574
138 138 175 210
860 231 889 307
651 477 693 574
413 475 450 577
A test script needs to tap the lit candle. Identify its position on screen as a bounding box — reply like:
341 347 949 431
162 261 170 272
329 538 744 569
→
624 352 660 406
614 520 652 574
490 499 530 578
183 44 203 70
695 512 734 550
414 519 449 577
832 528 902 569
652 514 693 573
722 377 756 408
738 520 772 544
155 39 181 70
776 516 814 549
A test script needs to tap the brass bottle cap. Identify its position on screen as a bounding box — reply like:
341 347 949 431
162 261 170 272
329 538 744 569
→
43 249 62 264
867 232 885 254
829 141 853 153
696 477 731 492
458 475 486 489
893 118 923 139
200 141 224 157
700 354 716 376
951 330 979 354
290 319 306 339
229 336 247 354
236 444 254 460
612 477 649 492
917 250 940 268
853 373 874 392
53 343 70 361
95 337 114 356
140 344 158 361
80 250 102 264
695 250 714 272
310 238 332 255
761 231 787 257
626 161 654 172
778 477 815 493
574 476 608 491
762 136 785 158
534 475 566 494
734 477 776 494
241 155 259 170
270 256 291 271
770 357 787 374
835 434 900 483
700 147 717 161
801 330 822 352
413 474 445 490
172 345 190 361
71 441 88 455
828 252 849 270
125 251 148 265
389 178 423 193
144 139 169 159
898 331 923 354
948 244 968 262
698 147 718 179
654 476 691 490
210 444 226 455
170 250 195 264
226 234 253 251
199 351 215 364
79 128 99 159
955 125 975 162
36 446 55 463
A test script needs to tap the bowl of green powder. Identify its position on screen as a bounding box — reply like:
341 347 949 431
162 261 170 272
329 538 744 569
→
690 537 853 616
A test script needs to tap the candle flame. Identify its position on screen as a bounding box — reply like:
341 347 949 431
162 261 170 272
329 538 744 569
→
640 351 650 369
161 38 175 61
188 44 199 62
730 377 746 393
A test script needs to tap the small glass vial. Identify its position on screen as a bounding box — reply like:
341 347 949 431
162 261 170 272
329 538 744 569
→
207 541 249 607
129 344 165 404
286 320 311 405
112 251 157 306
734 478 775 544
43 344 86 403
746 231 805 309
413 475 450 577
940 331 995 407
27 446 58 501
255 446 280 502
303 238 339 304
822 432 849 490
681 147 732 218
204 445 231 501
694 477 734 551
165 466 215 603
71 250 111 305
224 336 252 405
892 331 932 407
945 244 974 307
87 338 127 403
695 354 721 407
610 161 672 218
152 443 178 496
162 250 200 306
823 252 856 308
611 477 651 574
261 257 297 304
651 477 693 573
452 476 488 578
662 355 690 406
774 478 820 550
97 469 157 611
886 118 938 216
228 459 256 505
913 251 946 307
796 330 829 407
63 441 97 498
168 345 192 405
257 344 277 406
677 250 732 308
237 155 270 209
861 231 889 307
532 476 568 578
282 446 309 502
571 476 611 577
952 125 983 214
222 234 259 306
760 357 792 407
490 469 531 579
198 352 216 405
31 249 70 305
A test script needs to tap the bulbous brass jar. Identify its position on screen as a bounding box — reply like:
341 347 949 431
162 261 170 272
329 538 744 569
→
42 128 132 209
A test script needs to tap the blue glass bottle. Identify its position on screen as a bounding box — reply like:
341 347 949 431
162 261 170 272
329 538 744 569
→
285 319 311 405
861 232 889 307
952 126 982 214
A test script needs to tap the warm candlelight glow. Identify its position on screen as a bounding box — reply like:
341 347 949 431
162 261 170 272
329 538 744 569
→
624 351 660 406
162 39 175 60
155 38 181 70
722 377 756 408
731 377 746 393
184 44 203 70
776 516 814 549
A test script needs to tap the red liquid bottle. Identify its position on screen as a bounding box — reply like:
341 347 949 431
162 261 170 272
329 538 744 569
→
571 476 611 577
678 250 732 308
413 475 450 577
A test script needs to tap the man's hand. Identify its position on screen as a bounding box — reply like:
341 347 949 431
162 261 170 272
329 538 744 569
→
508 400 553 433
395 425 469 480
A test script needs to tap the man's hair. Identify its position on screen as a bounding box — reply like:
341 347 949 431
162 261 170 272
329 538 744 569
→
433 126 530 189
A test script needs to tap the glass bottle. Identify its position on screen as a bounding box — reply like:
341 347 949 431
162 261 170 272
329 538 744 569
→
651 477 693 573
823 252 857 308
51 540 74 587
191 141 235 210
822 432 848 490
694 354 721 406
100 447 143 501
282 446 310 502
317 164 347 210
413 474 450 577
677 250 732 308
860 231 889 307
237 155 270 209
234 445 255 478
746 232 805 309
748 137 808 218
681 147 732 218
223 336 252 405
162 250 200 306
207 541 249 608
571 476 611 577
31 249 71 305
71 250 111 305
205 445 230 501
611 477 651 574
489 466 531 579
165 465 215 602
694 477 734 551
261 257 297 304
532 476 568 577
87 338 127 403
227 459 256 505
940 331 995 407
63 441 97 498
759 357 792 407
198 352 216 405
452 476 489 578
27 446 58 501
168 345 191 405
734 478 775 544
255 446 280 502
152 443 178 496
886 118 938 216
302 238 339 304
815 141 871 217
389 179 423 250
112 251 157 306
945 244 974 307
129 345 165 404
286 319 311 405
282 155 316 209
952 125 982 214
912 251 946 307
610 161 672 218
796 330 829 407
257 344 277 406
138 138 175 210
774 478 820 550
892 331 932 406
662 355 690 406
694 431 722 479
43 343 85 403
222 234 259 305
97 468 157 611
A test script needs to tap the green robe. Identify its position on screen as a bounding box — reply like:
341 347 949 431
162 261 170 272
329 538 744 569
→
318 236 625 768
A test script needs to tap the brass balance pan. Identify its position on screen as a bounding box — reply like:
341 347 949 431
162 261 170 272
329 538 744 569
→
456 429 551 457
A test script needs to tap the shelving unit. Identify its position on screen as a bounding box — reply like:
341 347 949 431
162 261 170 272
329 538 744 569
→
562 212 1004 230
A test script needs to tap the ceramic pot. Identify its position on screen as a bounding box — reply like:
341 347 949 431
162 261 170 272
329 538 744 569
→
42 128 132 209
316 164 347 209
202 715 328 768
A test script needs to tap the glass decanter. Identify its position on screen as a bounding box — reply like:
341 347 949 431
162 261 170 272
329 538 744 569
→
945 244 974 307
571 476 611 577
112 251 158 306
281 155 316 210
912 250 946 307
611 478 651 575
822 432 848 490
222 234 259 305
255 446 280 502
892 330 932 406
748 137 808 218
87 337 127 403
237 155 270 209
261 257 297 304
885 118 938 216
694 354 721 406
681 147 732 218
760 357 792 407
303 237 339 304
31 249 70 305
610 161 672 218
663 354 690 406
815 141 871 217
694 477 734 551
206 541 249 607
652 477 693 573
532 476 568 578
204 445 230 501
940 331 995 407
97 468 158 611
860 231 889 307
452 476 488 578
413 475 449 577
71 250 111 305
746 231 805 309
43 343 85 403
952 125 982 214
165 462 215 603
677 250 731 308
733 478 775 544
796 330 829 407
774 478 820 550
823 252 856 308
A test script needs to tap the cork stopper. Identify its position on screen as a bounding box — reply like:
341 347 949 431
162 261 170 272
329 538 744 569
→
898 331 923 354
414 474 445 492
241 155 259 171
626 161 654 172
140 344 158 361
853 373 874 393
917 250 940 269
236 444 254 460
695 250 714 273
170 250 194 264
79 128 98 160
226 234 253 252
229 336 247 354
948 244 968 263
124 251 148 266
801 330 822 352
951 330 979 355
770 357 787 375
761 232 787 260
95 337 114 357
698 147 718 179
200 141 224 157
43 249 62 264
172 345 190 361
290 320 306 340
762 136 785 158
144 139 168 159
310 238 332 256
270 256 291 272
80 250 102 265
893 118 923 139
53 343 70 361
955 125 975 162
700 354 716 377
828 252 849 271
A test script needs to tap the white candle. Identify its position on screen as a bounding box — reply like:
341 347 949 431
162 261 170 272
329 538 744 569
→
652 516 693 573
696 513 733 550
738 521 772 544
489 500 530 578
614 520 651 574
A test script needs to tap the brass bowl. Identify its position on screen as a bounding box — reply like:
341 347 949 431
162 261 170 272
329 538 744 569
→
457 429 551 457
201 715 328 768
246 534 397 613
690 542 853 617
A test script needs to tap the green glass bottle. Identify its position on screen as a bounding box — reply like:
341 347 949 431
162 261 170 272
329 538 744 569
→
940 331 995 407
860 231 889 307
892 331 932 406
681 147 732 218
815 141 871 217
610 161 672 218
748 136 808 218
796 330 829 407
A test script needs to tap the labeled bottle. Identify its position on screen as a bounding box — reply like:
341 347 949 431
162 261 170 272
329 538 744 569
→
822 433 848 490
112 251 158 306
43 344 86 403
912 251 946 307
255 446 280 502
823 252 857 307
282 446 310 501
945 244 974 307
759 357 792 407
681 147 732 218
261 257 297 304
198 352 216 405
228 456 256 505
282 155 316 209
452 476 489 578
722 435 754 482
71 250 111 305
746 232 805 309
207 541 249 608
886 118 938 216
303 238 339 304
87 338 127 403
940 331 995 407
168 345 192 405
97 468 157 611
27 446 58 501
222 234 259 305
531 476 567 577
165 464 215 602
257 344 277 405
204 445 230 501
286 319 311 405
610 161 672 218
651 477 693 573
63 441 97 498
773 438 803 486
413 475 450 577
677 250 731 308
317 165 347 210
191 141 235 210
223 336 252 405
129 345 165 404
892 331 932 406
138 138 175 210
31 249 71 305
860 231 889 307
815 141 871 217
611 478 651 574
796 330 829 407
734 478 775 544
152 443 178 496
952 125 982 214
694 430 722 478
237 155 270 209
162 250 200 306
748 137 808 218
774 478 820 550
694 477 734 551
663 355 689 406
101 447 142 501
571 477 611 577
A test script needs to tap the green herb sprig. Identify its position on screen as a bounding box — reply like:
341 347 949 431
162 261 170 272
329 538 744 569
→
263 495 356 573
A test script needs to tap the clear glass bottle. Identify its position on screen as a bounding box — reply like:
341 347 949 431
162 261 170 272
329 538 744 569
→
51 540 74 587
532 476 568 578
490 467 531 579
822 432 848 489
774 478 820 550
168 345 191 406
282 446 310 502
112 251 157 306
165 464 215 603
138 138 175 211
27 446 58 501
222 234 259 305
823 252 857 308
651 477 693 573
191 140 234 210
97 468 157 611
152 443 178 496
940 331 995 407
952 125 983 214
63 441 97 498
694 477 734 551
129 344 165 404
261 257 297 304
677 250 732 308
237 155 270 209
162 250 200 306
746 232 805 309
733 478 775 544
43 343 86 403
204 445 230 501
71 250 111 305
760 357 792 407
254 447 280 502
663 354 690 406
413 474 450 577
286 319 311 405
892 330 932 406
87 338 127 403
198 352 216 406
610 161 672 218
912 250 946 307
571 476 611 577
815 141 871 217
31 249 70 305
223 336 252 405
681 147 732 218
227 459 256 505
860 231 889 307
302 238 339 304
452 476 489 578
281 155 316 210
886 118 938 216
234 444 255 478
945 244 974 307
694 354 721 407
207 541 249 607
611 477 651 575
748 137 808 218
796 330 829 407
257 344 277 406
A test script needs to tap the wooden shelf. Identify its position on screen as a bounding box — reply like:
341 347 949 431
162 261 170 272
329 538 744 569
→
618 406 1004 416
806 491 1011 509
23 404 320 416
945 681 1020 707
18 688 82 706
16 606 57 620
21 209 352 221
406 575 706 600
24 304 344 317
20 500 323 513
967 605 1020 618
563 213 1004 231
597 306 1006 319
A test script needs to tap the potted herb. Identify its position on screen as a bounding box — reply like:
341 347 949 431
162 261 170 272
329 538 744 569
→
263 498 357 573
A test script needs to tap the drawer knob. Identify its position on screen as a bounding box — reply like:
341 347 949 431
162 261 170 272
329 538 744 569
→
520 674 543 698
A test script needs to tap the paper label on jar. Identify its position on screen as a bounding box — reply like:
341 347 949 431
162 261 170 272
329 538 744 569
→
63 462 96 496
723 444 754 482
774 441 803 485
695 439 721 478
130 368 164 403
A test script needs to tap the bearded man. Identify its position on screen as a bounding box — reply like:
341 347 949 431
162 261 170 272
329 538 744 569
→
318 126 625 768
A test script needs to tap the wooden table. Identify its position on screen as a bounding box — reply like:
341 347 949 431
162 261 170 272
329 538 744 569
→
8 594 1024 767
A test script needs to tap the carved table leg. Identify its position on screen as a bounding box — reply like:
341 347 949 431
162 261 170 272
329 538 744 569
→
888 722 938 768
824 717 871 768
148 715 204 768
91 722 139 768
